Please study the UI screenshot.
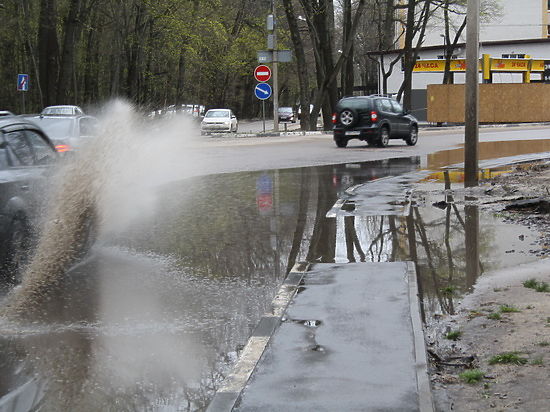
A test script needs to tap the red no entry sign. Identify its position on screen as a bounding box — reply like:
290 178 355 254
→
254 65 271 82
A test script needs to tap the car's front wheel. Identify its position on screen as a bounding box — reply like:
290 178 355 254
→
378 126 390 147
1 217 31 283
405 125 418 146
334 137 348 148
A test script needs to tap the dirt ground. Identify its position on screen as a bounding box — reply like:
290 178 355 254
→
429 162 550 411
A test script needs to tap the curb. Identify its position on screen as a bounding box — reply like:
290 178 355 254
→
407 261 435 412
206 130 332 139
206 262 310 412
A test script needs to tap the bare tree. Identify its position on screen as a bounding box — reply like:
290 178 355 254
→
38 0 60 106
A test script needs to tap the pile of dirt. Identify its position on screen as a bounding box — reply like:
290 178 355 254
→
428 162 550 411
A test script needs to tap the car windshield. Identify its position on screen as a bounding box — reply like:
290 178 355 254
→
34 117 75 138
205 110 230 118
42 107 75 115
278 107 292 113
336 98 371 110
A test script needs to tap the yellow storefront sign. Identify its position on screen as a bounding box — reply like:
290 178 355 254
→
413 59 476 72
531 60 545 72
491 58 529 71
413 57 546 73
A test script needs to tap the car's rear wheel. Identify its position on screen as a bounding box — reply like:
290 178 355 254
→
378 126 390 147
335 137 348 148
405 125 418 146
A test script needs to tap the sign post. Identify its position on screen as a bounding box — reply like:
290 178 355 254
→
465 0 479 188
255 82 272 133
17 74 29 113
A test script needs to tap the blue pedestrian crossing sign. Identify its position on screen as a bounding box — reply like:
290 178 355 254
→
17 74 29 92
255 83 272 100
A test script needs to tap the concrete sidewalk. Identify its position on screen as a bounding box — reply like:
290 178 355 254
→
207 262 433 412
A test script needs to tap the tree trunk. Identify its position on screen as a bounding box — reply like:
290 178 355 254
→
302 0 366 129
38 0 60 106
57 0 85 103
400 0 417 110
341 0 354 97
282 0 311 131
443 12 467 85
398 0 431 109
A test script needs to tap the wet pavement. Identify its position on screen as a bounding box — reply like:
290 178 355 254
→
1 138 550 410
213 262 430 412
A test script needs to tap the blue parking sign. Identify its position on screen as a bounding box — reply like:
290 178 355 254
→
17 74 29 92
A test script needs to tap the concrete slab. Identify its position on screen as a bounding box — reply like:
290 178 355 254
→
226 262 432 412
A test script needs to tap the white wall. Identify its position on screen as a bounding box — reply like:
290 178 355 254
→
421 0 544 47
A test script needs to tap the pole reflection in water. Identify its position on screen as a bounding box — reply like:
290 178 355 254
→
465 202 480 292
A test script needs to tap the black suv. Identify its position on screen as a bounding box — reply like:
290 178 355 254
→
332 95 418 148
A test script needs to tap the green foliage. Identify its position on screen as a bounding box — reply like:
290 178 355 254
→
440 285 457 296
445 330 462 341
0 0 270 113
487 312 501 320
523 278 539 289
523 278 550 292
530 356 544 366
499 305 520 313
488 352 528 365
459 369 484 384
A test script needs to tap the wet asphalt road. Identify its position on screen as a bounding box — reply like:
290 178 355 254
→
1 124 550 410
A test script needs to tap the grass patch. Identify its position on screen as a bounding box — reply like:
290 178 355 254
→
500 305 521 313
531 356 544 366
487 312 501 320
459 369 485 384
440 286 457 296
445 330 462 341
523 278 539 289
523 278 550 292
489 352 528 365
537 341 550 347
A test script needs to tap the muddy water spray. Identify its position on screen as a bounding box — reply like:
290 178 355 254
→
1 101 201 319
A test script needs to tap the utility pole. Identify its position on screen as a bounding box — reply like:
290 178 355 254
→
464 0 479 187
271 0 279 132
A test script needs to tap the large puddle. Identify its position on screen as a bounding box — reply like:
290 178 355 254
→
1 139 549 410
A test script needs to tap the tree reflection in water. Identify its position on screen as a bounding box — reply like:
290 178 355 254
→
310 168 488 322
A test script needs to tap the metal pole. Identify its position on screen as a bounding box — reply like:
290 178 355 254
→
272 0 279 132
262 100 266 133
464 0 479 187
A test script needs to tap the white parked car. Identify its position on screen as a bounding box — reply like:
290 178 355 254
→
41 105 84 116
200 109 238 134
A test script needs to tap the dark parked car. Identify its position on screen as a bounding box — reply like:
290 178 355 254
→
332 95 418 148
0 116 58 282
25 114 98 153
278 107 295 123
